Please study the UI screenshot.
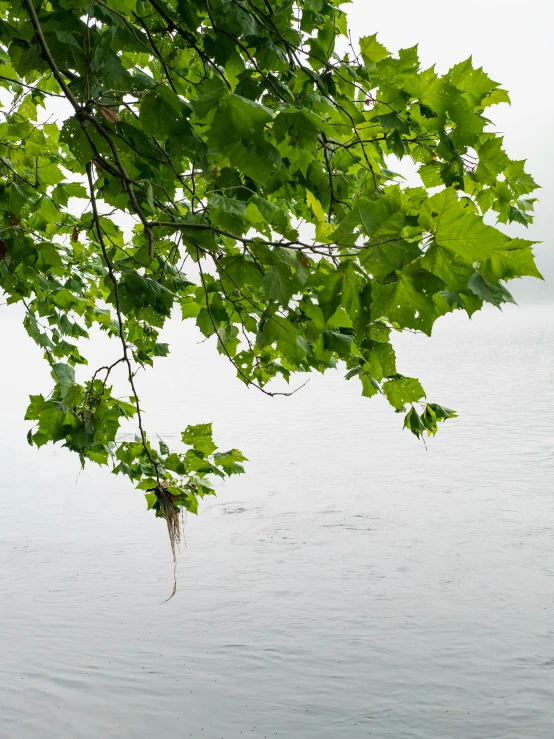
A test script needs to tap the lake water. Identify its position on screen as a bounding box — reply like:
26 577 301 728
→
1 303 553 738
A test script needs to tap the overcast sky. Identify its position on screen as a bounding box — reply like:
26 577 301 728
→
346 0 553 302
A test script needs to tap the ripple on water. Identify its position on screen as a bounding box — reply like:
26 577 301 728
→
1 309 554 738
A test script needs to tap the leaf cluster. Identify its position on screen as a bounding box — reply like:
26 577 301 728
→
0 0 540 531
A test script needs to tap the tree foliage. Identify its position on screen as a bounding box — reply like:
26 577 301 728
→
0 0 540 542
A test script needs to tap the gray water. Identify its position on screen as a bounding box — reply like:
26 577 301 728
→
1 304 553 739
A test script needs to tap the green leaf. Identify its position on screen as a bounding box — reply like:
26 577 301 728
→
307 189 326 222
208 94 279 181
181 298 201 319
421 188 509 263
262 263 297 305
196 308 216 338
51 363 75 396
360 372 380 398
476 136 510 182
372 270 443 335
468 272 516 307
481 239 543 282
273 107 333 175
359 189 406 239
382 377 425 410
213 448 247 475
482 88 511 108
323 331 354 357
361 238 420 277
363 343 396 382
360 34 390 67
403 406 425 438
421 244 473 292
181 423 217 455
51 29 82 50
447 57 499 108
318 271 343 323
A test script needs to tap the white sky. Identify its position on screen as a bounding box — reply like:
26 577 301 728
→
347 0 554 302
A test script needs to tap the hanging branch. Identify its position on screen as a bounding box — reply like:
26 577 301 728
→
23 0 156 257
0 0 537 582
85 162 160 482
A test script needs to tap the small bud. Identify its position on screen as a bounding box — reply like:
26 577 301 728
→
99 105 120 124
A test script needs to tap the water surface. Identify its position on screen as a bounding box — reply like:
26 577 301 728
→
1 305 553 738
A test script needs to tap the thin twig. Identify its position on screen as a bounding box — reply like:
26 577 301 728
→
86 162 159 481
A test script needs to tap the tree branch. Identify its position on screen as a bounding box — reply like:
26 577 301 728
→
86 163 160 481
